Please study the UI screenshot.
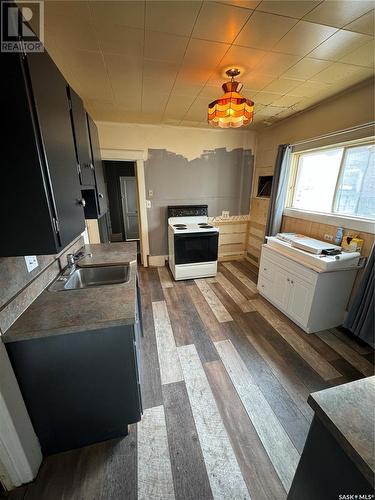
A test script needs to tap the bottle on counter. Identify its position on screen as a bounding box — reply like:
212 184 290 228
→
335 226 344 246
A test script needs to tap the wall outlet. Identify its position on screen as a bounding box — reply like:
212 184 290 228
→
146 200 152 208
24 255 38 272
148 189 153 198
324 234 334 242
222 210 230 219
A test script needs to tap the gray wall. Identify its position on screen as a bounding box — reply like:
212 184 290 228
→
145 147 253 256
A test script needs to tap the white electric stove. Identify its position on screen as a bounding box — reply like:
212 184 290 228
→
167 205 219 280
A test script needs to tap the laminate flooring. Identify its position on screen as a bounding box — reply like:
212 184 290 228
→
4 260 374 500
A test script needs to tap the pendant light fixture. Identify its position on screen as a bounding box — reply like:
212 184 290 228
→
208 68 254 128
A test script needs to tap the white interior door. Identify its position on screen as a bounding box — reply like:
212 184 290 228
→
120 176 139 240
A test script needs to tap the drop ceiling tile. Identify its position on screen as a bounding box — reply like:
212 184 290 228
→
304 1 374 29
272 21 337 56
217 0 261 8
220 45 268 73
184 39 230 69
146 1 201 36
105 53 143 83
255 52 301 76
270 94 304 107
258 105 286 116
192 2 251 43
164 93 196 120
283 57 332 79
141 90 170 113
240 72 275 90
234 11 298 50
199 85 223 99
258 0 320 19
93 25 144 58
65 49 113 100
289 79 332 97
253 91 282 105
184 96 210 121
340 41 375 68
173 65 212 94
144 31 189 63
44 1 99 52
309 30 372 61
143 60 180 84
344 10 375 36
263 76 303 93
89 1 145 29
311 61 372 83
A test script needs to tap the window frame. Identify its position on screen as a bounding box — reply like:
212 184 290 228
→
285 137 375 233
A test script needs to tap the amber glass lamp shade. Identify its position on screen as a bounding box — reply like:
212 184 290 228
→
208 80 254 128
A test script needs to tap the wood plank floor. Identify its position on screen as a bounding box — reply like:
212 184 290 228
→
4 260 374 500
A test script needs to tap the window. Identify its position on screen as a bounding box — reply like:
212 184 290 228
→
289 141 375 220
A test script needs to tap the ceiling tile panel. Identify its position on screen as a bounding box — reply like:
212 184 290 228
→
89 0 145 29
288 79 332 97
234 11 298 50
192 2 251 43
272 21 337 56
311 61 372 83
255 52 301 76
344 10 375 36
146 1 202 36
262 77 303 93
144 31 189 63
303 1 374 29
309 30 372 61
270 94 304 107
184 96 211 121
184 38 230 70
340 41 375 68
164 93 196 120
258 0 320 19
93 25 144 58
216 0 261 8
45 1 99 52
252 91 282 105
240 72 275 90
220 45 268 73
283 57 332 79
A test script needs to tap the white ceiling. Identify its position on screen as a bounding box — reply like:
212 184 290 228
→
40 0 374 129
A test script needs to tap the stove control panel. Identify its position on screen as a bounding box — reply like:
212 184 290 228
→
167 205 208 218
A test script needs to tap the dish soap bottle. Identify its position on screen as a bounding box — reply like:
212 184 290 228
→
335 226 344 246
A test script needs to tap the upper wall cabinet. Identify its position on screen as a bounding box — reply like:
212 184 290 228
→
87 114 108 216
68 88 95 187
0 49 85 257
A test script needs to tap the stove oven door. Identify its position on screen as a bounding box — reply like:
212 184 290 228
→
174 232 219 265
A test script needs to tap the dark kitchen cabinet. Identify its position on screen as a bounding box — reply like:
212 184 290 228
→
6 324 142 454
68 88 95 187
1 49 85 256
87 113 108 216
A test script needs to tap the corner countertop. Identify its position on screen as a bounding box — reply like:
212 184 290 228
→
3 242 138 343
308 376 375 486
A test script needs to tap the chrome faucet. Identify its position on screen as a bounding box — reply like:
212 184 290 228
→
63 249 92 277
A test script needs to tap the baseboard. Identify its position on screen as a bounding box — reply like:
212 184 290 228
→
148 255 167 267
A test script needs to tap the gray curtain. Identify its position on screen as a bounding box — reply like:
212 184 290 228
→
265 144 292 237
343 244 374 347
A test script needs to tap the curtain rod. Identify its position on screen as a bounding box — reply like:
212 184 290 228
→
290 121 375 147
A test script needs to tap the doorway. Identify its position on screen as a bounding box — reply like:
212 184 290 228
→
103 161 139 243
120 177 139 240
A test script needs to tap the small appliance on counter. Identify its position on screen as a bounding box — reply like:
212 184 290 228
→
168 205 219 280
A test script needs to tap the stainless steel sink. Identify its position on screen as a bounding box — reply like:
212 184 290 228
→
49 265 130 292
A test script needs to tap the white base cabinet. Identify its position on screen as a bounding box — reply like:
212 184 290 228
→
257 245 358 333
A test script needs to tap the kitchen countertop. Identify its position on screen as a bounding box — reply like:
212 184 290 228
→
3 242 138 343
308 376 375 486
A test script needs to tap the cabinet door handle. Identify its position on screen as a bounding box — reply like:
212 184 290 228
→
287 278 290 282
98 193 104 198
291 280 294 285
90 163 94 170
263 267 267 271
77 198 86 207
